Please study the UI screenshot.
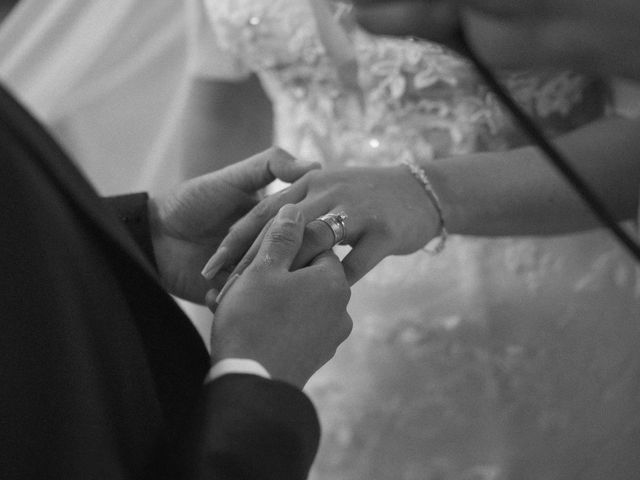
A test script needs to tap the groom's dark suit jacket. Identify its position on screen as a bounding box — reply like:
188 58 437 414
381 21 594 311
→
0 84 319 480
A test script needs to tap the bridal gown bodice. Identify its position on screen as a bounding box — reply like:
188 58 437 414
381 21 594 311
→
205 0 606 168
202 1 640 479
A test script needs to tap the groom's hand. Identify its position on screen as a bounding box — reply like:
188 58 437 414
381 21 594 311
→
208 204 352 389
201 166 438 286
148 147 320 303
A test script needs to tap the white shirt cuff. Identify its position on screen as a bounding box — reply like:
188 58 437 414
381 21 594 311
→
204 358 271 384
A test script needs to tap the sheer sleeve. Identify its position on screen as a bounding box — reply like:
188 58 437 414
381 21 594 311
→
610 79 640 239
186 0 251 80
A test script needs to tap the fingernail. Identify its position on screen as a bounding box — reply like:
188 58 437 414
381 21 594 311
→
201 247 228 280
278 204 302 222
205 288 220 313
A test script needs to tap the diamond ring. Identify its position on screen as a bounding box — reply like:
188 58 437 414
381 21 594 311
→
316 212 348 246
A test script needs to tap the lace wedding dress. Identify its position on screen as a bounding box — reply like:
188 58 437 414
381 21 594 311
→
194 1 640 478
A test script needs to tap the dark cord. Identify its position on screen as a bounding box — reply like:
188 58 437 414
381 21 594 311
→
454 28 640 263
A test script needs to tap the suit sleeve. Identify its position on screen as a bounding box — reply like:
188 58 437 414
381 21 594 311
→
181 374 321 480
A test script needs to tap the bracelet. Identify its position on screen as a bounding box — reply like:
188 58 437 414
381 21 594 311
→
400 155 448 255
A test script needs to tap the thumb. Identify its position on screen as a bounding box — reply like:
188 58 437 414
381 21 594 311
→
252 204 305 271
268 147 321 184
220 147 320 192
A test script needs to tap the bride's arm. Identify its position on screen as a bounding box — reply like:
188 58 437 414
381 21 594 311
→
202 115 640 284
429 115 640 237
179 75 274 180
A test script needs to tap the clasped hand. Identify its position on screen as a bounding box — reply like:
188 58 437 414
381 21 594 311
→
147 147 352 388
204 164 441 286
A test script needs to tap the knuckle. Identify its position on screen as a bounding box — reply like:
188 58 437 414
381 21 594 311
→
341 283 352 303
303 169 320 184
320 349 337 367
376 220 392 237
305 228 329 250
330 265 349 287
243 262 262 277
345 258 366 283
234 256 253 274
325 274 351 304
362 210 388 235
341 315 353 339
325 262 347 283
315 261 336 279
266 226 298 246
275 186 292 202
252 200 274 225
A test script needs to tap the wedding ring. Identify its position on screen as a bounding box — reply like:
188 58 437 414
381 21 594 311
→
316 212 348 246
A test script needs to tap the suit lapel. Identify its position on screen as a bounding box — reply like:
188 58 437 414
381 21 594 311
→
0 82 211 406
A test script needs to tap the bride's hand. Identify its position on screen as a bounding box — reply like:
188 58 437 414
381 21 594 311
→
202 165 441 284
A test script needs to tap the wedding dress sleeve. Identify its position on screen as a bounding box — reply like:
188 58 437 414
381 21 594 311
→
186 0 251 80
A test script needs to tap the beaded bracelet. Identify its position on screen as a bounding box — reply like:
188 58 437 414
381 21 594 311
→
400 155 448 255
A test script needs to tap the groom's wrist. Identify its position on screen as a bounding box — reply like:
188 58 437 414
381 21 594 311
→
205 358 271 384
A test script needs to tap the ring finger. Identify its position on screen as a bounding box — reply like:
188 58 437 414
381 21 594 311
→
202 181 311 279
291 200 366 270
